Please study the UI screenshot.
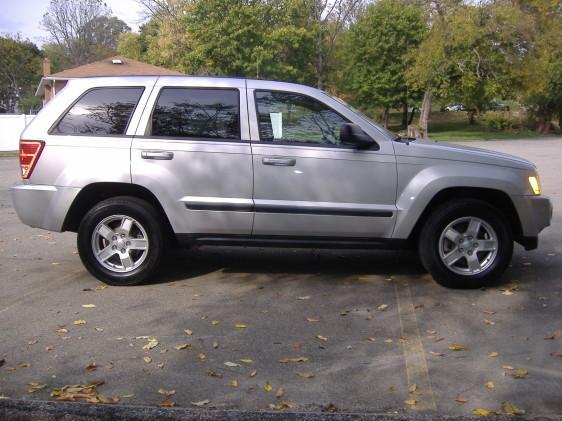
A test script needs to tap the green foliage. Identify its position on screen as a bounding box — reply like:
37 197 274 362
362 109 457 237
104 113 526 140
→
483 111 519 131
341 0 427 113
0 36 42 113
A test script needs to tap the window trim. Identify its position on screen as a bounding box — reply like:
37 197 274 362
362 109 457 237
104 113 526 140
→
253 89 358 149
149 86 242 141
48 86 145 137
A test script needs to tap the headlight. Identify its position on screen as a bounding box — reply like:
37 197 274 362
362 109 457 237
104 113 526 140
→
528 176 541 195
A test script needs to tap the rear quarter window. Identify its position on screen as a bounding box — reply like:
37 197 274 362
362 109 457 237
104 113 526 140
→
51 87 144 136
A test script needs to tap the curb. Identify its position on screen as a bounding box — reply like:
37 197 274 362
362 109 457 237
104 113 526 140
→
1 399 561 421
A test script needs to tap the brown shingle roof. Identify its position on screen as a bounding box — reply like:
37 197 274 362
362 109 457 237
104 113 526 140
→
50 56 183 78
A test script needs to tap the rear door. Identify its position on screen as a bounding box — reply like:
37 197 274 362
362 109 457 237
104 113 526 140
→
131 77 254 236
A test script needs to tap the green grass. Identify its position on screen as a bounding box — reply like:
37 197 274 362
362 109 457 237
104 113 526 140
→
385 109 551 141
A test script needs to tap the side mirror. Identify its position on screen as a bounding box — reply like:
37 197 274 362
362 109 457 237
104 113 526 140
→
340 123 378 149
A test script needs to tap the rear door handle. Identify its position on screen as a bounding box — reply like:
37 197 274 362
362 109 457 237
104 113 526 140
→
262 157 296 166
141 150 174 160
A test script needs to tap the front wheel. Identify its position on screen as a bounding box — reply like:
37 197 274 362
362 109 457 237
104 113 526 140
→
77 197 165 286
418 199 513 289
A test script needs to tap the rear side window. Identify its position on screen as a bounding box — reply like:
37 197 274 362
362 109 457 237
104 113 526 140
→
52 87 144 136
151 88 240 140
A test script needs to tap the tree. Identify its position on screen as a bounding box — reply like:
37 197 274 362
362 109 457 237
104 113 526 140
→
42 0 130 67
342 0 427 128
0 36 42 113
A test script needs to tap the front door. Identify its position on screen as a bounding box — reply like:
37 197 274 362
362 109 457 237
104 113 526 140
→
247 83 397 238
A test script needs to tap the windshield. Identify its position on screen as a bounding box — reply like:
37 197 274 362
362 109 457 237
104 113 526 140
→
324 92 398 140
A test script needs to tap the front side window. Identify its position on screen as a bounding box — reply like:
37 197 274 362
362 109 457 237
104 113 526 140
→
52 87 143 135
151 88 240 139
255 91 348 145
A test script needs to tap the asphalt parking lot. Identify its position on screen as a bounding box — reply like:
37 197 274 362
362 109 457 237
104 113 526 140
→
1 139 561 418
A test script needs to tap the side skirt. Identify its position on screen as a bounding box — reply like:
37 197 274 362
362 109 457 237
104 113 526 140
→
175 234 413 250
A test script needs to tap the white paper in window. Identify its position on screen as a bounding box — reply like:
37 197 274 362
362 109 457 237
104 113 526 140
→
269 112 283 139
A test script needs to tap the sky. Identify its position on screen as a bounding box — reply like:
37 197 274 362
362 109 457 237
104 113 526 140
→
0 0 146 46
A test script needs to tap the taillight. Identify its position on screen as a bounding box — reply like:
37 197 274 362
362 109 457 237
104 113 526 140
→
19 140 44 179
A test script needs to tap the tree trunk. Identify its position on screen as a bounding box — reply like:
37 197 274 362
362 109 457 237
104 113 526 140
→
383 107 390 129
419 90 432 139
408 107 417 126
402 102 408 129
316 30 324 90
468 110 476 125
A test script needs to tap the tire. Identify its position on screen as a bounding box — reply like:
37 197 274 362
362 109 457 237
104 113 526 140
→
418 199 513 289
77 196 166 286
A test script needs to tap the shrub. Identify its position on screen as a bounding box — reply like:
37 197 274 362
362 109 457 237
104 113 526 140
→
483 111 519 131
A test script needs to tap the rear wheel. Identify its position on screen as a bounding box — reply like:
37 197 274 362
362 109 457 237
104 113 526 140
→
77 197 165 286
418 199 513 289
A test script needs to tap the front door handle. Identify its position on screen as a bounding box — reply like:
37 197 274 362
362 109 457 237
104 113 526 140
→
262 157 296 166
141 150 174 160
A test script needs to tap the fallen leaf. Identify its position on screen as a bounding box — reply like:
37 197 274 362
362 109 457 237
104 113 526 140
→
384 339 393 344
404 399 417 406
269 401 296 410
367 337 376 342
279 357 308 363
158 388 176 397
213 340 219 349
550 352 562 358
240 359 253 364
121 394 135 398
234 323 247 329
143 356 152 364
94 327 104 332
207 369 223 378
224 361 241 367
19 363 30 368
82 304 96 308
73 320 86 325
56 327 68 334
159 399 175 407
297 371 314 379
264 382 273 392
231 379 238 388
85 363 97 372
316 335 328 342
174 344 191 350
95 285 107 291
211 320 220 326
485 381 495 389
276 387 284 398
306 317 319 323
511 369 528 378
544 331 562 340
27 382 47 394
448 345 466 351
27 339 39 345
250 369 257 377
191 399 210 407
473 409 495 416
430 351 445 357
105 362 114 369
45 345 55 352
483 310 496 315
290 343 303 350
483 319 496 326
489 352 499 357
387 385 397 392
377 304 389 311
296 296 310 300
408 384 417 394
184 329 193 336
198 353 206 361
321 403 340 412
502 401 525 415
142 338 158 350
157 363 165 369
455 397 468 404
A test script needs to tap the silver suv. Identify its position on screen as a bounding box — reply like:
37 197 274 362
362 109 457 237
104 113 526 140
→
11 76 552 288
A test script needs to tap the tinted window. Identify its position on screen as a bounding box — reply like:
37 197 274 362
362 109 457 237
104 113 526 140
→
151 88 240 139
255 91 348 145
52 87 143 135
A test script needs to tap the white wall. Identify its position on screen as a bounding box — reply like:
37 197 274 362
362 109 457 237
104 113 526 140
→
0 115 36 151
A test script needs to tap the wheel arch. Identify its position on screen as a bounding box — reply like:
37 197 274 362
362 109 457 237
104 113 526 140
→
407 187 523 244
62 182 175 243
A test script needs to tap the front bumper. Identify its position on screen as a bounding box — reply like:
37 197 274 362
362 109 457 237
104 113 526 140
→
512 194 553 249
11 184 81 232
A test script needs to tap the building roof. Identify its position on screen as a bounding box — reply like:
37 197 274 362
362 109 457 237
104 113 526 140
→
49 56 184 78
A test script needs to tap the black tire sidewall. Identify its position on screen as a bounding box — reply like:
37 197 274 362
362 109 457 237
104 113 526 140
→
419 200 513 289
77 197 164 286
